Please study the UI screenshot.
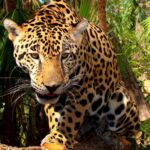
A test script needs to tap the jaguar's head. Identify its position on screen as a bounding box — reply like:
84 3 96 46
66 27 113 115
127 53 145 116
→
4 18 88 104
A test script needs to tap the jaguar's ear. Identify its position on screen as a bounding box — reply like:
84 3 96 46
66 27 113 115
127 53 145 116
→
70 19 88 41
3 19 23 41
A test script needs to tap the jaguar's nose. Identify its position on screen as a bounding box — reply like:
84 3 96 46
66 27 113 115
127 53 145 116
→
45 85 60 93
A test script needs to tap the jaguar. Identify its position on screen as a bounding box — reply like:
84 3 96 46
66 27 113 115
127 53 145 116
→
4 0 139 149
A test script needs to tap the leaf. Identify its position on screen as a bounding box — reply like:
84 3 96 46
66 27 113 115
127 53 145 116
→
140 119 150 136
73 0 99 24
142 17 150 37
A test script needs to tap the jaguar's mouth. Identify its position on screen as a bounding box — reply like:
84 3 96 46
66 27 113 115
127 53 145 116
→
36 93 59 99
35 92 60 104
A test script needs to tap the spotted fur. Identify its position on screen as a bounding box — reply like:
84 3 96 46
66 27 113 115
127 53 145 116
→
4 0 139 149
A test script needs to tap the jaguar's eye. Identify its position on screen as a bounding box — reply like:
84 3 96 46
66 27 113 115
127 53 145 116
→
61 52 70 59
29 53 39 59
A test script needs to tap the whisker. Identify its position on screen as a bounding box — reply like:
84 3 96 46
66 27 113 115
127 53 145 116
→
11 93 27 105
67 80 82 88
67 91 76 101
0 77 19 79
70 74 83 80
9 66 19 77
6 84 31 92
72 84 81 90
16 78 30 84
64 82 81 93
0 83 31 98
11 92 28 118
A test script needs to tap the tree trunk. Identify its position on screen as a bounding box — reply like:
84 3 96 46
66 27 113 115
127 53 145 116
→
99 0 108 33
120 57 150 121
4 0 15 13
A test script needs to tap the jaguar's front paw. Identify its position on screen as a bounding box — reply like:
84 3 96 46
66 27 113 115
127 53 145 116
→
41 133 67 150
41 142 66 150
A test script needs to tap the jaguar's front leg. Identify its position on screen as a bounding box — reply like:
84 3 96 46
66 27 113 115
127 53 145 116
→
41 102 88 150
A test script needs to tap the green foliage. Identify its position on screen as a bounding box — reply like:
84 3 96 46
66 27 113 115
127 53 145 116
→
107 0 150 79
73 0 99 24
79 0 99 24
142 17 150 37
140 119 150 136
107 0 137 76
139 119 150 149
146 95 150 106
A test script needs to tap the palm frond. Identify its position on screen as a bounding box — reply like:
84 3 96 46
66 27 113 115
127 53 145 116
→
73 0 99 24
142 17 150 37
